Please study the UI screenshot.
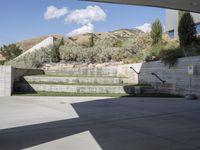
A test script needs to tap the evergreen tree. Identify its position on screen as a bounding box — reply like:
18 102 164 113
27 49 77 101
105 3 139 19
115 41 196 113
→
90 35 94 47
150 19 163 45
178 11 196 48
51 44 60 63
59 37 65 46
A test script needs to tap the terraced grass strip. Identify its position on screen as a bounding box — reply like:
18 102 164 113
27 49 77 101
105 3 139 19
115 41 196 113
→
15 81 151 87
30 74 128 78
13 91 183 98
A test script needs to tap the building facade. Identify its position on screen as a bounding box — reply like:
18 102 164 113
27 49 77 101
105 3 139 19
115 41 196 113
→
166 9 200 39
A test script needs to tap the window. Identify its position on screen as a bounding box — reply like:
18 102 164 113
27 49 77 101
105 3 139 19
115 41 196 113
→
167 30 174 39
195 23 200 35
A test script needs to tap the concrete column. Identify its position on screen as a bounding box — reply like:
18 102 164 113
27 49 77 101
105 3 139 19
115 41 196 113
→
0 66 13 96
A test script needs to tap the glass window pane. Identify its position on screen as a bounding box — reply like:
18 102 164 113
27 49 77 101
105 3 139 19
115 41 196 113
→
168 30 174 39
196 23 200 34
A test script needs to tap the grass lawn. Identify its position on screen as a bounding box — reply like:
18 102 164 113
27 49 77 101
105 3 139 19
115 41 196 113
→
15 81 152 87
17 81 138 86
13 91 183 98
30 74 127 78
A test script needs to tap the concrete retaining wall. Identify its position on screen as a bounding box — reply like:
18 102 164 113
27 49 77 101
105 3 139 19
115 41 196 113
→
0 66 13 96
14 37 54 60
0 66 44 96
137 56 200 97
1 56 200 97
13 68 44 82
45 63 140 84
14 84 134 94
23 76 134 85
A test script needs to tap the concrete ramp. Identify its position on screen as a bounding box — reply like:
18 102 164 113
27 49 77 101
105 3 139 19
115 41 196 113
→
13 36 54 60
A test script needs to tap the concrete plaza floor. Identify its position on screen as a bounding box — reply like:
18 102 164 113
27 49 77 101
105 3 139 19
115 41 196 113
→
0 96 200 150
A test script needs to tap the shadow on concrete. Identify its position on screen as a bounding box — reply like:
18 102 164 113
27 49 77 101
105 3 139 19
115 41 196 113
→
0 97 200 150
13 79 37 94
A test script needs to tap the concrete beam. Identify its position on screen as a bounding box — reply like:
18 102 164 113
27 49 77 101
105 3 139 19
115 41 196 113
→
83 0 200 13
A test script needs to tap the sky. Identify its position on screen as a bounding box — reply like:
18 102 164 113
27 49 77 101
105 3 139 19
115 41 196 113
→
0 0 166 46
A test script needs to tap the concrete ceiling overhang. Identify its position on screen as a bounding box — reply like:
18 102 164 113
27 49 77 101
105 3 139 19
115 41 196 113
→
82 0 200 13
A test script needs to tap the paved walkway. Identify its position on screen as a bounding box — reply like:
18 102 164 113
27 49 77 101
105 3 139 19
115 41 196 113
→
0 96 200 150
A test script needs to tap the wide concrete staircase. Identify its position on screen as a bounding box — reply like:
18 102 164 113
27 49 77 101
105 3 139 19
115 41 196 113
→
14 72 156 95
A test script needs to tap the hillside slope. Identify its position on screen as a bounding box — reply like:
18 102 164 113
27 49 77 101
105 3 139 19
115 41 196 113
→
68 29 143 46
16 35 63 52
5 28 152 68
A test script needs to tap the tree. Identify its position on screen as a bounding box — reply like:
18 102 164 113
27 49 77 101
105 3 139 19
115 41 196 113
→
178 11 196 48
150 19 163 45
50 38 65 63
90 35 94 47
0 44 22 60
51 44 60 63
59 37 65 46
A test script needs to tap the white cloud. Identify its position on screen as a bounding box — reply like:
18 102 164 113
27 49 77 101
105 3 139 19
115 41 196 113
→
135 23 151 33
67 23 94 36
65 5 106 25
44 6 69 20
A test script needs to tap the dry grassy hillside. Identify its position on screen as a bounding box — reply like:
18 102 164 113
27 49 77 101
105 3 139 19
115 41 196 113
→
0 35 63 61
68 29 143 46
1 29 142 55
13 29 143 51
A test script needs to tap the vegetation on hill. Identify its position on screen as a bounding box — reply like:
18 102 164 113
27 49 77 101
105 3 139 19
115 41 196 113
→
51 37 64 63
150 19 163 45
4 14 200 68
178 11 197 48
0 44 22 65
6 46 51 68
145 14 200 67
7 29 150 68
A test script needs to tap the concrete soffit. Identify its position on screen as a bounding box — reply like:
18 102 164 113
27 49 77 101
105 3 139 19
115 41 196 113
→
82 0 200 13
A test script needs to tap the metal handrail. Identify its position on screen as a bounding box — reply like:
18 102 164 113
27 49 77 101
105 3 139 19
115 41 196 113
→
151 73 166 84
130 67 140 75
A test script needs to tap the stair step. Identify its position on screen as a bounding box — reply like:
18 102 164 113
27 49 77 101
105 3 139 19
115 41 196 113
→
14 83 154 94
14 83 132 94
45 67 119 77
22 76 135 85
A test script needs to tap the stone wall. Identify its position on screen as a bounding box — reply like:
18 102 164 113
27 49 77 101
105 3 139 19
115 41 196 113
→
0 66 13 96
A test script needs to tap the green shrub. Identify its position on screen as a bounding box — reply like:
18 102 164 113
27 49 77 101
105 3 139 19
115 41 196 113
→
7 47 51 68
97 47 114 63
0 44 22 61
113 40 123 47
0 60 5 65
145 43 164 61
59 45 82 62
95 39 114 47
160 48 183 67
83 47 100 63
150 19 163 45
112 49 126 61
123 52 144 64
178 11 196 48
183 41 200 56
